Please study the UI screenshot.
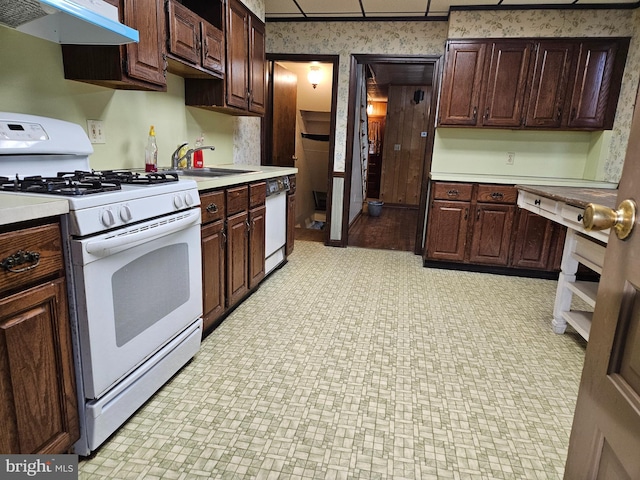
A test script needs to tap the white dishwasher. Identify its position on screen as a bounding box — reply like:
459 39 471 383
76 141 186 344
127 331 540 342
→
265 176 290 274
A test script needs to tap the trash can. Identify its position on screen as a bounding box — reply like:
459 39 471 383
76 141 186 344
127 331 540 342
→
367 200 384 217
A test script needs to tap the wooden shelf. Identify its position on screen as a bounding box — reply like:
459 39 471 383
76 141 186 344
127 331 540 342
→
562 310 593 341
566 280 598 308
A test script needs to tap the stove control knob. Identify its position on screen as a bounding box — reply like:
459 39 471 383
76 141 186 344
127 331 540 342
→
101 208 116 227
120 205 133 222
184 192 195 207
173 195 184 209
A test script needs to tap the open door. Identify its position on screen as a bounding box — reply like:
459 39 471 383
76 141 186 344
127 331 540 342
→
268 62 297 167
564 89 640 477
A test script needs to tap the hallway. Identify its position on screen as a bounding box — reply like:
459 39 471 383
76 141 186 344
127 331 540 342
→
348 206 418 251
79 242 585 479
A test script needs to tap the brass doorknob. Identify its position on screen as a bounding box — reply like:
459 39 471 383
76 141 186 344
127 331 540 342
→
583 199 637 240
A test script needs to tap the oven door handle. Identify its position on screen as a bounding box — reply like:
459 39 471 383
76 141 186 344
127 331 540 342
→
85 210 200 257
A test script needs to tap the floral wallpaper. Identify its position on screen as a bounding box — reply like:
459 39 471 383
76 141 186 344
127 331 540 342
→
267 10 640 181
448 9 640 182
266 21 449 172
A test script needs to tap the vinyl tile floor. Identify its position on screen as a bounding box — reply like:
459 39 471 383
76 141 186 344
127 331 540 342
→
79 241 587 479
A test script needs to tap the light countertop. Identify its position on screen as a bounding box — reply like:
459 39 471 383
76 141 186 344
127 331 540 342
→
430 172 618 189
0 165 296 226
0 193 69 226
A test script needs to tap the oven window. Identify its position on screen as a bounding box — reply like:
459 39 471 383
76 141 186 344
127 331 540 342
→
112 243 190 346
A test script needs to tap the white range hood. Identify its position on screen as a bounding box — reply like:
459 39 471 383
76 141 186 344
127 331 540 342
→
0 0 139 45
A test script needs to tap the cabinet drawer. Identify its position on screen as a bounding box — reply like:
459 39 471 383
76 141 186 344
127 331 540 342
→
226 185 248 215
200 190 226 224
476 185 517 204
432 182 473 201
0 223 64 296
520 191 560 215
249 182 266 208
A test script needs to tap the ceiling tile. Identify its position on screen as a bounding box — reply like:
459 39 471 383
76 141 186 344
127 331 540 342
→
296 0 363 15
361 0 428 16
429 0 500 17
501 0 573 4
264 0 302 16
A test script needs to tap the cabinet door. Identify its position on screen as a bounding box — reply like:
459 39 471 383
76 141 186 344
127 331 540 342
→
248 17 266 114
0 279 79 454
425 200 470 262
438 41 486 126
226 0 249 110
481 41 532 127
202 21 225 75
249 205 266 288
201 220 225 332
566 40 619 129
124 0 166 86
226 211 249 307
525 41 575 128
286 193 296 256
469 204 515 265
167 1 200 65
510 209 554 269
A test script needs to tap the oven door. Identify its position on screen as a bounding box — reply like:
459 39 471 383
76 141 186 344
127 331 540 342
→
69 209 202 400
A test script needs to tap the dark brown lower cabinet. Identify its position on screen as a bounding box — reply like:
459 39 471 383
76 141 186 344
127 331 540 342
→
425 200 469 262
248 204 266 288
425 181 565 274
469 203 515 265
201 219 225 332
0 221 79 454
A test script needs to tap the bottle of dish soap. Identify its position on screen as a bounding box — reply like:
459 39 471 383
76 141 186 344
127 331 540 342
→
193 133 204 168
145 125 158 172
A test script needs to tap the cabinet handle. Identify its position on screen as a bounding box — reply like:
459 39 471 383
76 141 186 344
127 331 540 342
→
447 189 459 197
534 199 541 206
484 108 489 120
477 208 481 221
556 106 562 121
472 106 478 121
162 53 168 78
221 229 227 246
245 219 251 233
577 213 584 222
1 250 40 273
464 207 468 220
490 192 504 200
206 203 218 214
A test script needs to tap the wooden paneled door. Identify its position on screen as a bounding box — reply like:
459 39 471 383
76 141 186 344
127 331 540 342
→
564 86 640 478
379 85 431 206
269 62 297 167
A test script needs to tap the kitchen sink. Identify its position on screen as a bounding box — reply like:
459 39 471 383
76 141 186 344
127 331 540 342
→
164 167 258 177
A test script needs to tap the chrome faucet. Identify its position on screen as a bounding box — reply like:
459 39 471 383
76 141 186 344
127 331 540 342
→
171 143 216 169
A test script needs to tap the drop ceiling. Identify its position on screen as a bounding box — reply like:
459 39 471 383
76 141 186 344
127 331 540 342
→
265 0 638 20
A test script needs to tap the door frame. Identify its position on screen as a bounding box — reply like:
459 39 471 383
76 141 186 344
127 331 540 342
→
344 54 442 254
262 53 340 245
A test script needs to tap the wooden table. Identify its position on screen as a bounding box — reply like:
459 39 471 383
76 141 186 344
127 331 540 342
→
516 185 618 340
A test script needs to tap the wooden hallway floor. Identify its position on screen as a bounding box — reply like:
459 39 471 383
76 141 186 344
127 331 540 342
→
348 205 418 251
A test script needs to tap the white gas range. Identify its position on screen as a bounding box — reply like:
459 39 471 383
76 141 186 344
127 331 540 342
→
0 112 203 456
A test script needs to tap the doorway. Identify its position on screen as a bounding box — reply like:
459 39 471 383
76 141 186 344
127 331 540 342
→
263 54 339 245
344 55 441 254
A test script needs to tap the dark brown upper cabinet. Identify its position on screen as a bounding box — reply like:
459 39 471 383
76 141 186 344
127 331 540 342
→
525 41 575 128
62 0 167 91
481 40 532 128
185 0 266 116
438 37 630 131
438 41 487 126
166 0 224 79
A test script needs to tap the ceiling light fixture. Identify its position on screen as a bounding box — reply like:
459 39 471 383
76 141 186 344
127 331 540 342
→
367 103 373 115
308 65 322 89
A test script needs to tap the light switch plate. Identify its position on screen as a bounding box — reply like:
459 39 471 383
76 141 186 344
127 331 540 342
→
87 120 105 144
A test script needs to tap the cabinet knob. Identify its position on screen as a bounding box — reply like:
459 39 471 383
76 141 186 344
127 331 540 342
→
534 199 541 206
583 199 637 240
1 250 40 273
206 203 218 214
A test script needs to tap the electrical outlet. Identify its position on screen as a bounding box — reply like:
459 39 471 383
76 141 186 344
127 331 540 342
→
87 120 106 144
506 151 515 165
394 144 401 151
